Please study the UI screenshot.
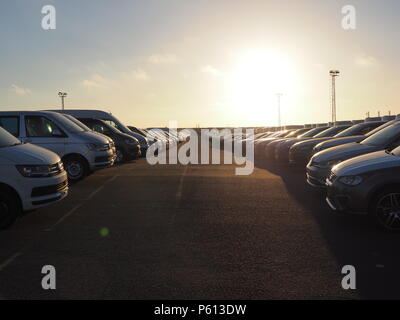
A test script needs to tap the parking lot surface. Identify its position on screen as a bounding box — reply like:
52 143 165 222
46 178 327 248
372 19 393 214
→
0 148 399 299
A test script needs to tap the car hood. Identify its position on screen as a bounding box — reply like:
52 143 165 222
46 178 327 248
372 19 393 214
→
315 135 364 150
312 142 379 164
0 143 60 165
333 150 400 176
292 137 333 150
279 137 311 149
268 138 290 147
78 131 111 144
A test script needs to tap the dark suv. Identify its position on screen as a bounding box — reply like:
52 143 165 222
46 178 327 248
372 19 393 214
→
79 118 141 163
326 147 400 231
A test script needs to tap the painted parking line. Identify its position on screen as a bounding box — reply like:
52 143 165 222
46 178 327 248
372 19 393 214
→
44 203 84 231
44 175 118 231
0 252 22 272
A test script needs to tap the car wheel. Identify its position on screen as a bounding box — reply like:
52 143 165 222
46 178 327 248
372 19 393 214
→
0 187 21 230
115 148 126 163
371 188 400 231
64 156 88 181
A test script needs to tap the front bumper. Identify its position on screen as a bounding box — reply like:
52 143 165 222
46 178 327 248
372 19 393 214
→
325 179 369 214
306 164 330 187
289 149 312 166
90 149 116 169
126 144 141 158
21 171 69 211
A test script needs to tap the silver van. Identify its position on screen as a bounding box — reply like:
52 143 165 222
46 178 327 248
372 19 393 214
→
0 111 116 181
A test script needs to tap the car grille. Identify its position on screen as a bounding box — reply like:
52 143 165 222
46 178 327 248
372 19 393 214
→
31 180 68 197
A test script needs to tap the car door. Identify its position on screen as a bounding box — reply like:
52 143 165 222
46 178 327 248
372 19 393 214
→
23 115 66 156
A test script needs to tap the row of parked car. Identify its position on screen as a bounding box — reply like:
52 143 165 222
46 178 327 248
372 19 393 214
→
247 115 400 231
0 109 185 229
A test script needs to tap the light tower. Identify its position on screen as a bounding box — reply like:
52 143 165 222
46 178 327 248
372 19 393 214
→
58 92 67 110
276 93 283 130
329 70 340 123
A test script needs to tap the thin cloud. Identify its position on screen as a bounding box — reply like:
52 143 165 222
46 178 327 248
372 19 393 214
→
81 74 111 89
148 54 178 64
10 84 32 96
355 54 378 67
201 65 223 77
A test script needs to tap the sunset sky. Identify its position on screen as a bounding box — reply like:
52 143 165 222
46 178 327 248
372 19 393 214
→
1 0 400 128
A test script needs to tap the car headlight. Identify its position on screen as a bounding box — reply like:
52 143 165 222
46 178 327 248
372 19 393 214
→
87 143 109 151
339 175 363 186
125 139 137 145
16 165 53 178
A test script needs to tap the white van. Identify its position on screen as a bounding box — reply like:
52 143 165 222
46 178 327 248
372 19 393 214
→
0 126 68 229
0 111 116 181
48 109 149 154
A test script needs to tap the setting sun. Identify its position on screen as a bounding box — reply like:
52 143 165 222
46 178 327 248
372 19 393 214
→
229 50 297 117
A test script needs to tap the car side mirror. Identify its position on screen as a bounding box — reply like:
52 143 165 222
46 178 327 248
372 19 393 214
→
51 129 65 137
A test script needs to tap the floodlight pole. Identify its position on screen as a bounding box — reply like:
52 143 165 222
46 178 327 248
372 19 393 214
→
329 70 340 123
58 92 67 110
276 93 283 130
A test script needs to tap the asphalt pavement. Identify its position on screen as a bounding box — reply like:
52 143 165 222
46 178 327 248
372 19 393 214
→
0 147 399 299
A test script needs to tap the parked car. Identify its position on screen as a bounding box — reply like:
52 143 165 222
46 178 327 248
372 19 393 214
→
0 111 115 181
78 118 141 163
0 126 68 229
288 122 383 165
312 118 400 154
48 109 150 155
264 128 312 160
254 130 294 154
61 113 116 155
307 121 400 187
273 126 331 163
326 147 400 231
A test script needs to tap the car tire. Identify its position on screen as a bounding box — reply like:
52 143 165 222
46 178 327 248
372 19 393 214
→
115 148 126 163
370 187 400 232
63 155 88 182
0 187 21 230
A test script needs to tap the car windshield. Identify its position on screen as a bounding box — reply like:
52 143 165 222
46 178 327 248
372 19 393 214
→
0 126 21 148
50 113 85 133
313 126 349 138
361 123 400 147
63 114 91 131
364 120 399 137
334 123 365 137
298 127 328 138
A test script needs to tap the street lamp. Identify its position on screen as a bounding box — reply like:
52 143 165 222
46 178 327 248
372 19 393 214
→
58 92 67 110
276 93 283 130
329 70 340 123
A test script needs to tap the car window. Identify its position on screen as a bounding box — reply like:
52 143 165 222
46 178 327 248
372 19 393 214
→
298 127 328 138
0 126 21 147
93 123 111 135
334 122 382 137
361 123 400 147
25 116 64 138
314 126 348 138
365 120 398 137
0 116 19 137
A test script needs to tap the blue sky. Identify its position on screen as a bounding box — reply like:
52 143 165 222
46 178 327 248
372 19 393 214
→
1 0 400 127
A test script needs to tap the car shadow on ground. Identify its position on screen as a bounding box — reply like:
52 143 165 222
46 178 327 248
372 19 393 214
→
255 155 400 299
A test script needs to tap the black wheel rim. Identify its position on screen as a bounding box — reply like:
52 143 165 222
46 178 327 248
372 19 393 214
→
66 161 83 179
0 198 9 221
116 150 124 163
376 193 400 230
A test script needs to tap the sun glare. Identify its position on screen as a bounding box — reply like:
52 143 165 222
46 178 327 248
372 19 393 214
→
229 50 297 117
